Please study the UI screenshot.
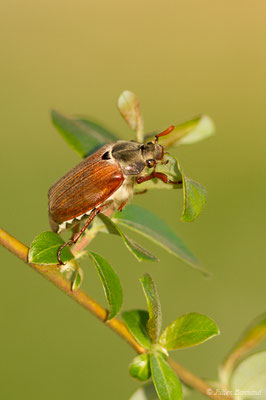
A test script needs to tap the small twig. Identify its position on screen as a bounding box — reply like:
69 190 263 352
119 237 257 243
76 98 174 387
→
0 227 232 400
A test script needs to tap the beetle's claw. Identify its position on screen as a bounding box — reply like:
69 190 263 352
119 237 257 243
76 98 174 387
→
161 160 169 165
168 179 183 185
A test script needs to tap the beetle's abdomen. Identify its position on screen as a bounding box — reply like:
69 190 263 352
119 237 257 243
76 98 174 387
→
48 145 124 228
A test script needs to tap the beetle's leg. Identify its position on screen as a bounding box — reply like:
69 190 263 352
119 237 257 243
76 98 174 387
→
153 171 182 185
57 208 101 265
71 222 80 240
160 159 169 166
167 177 183 185
136 163 157 184
136 172 154 184
137 170 182 185
118 200 128 212
134 189 148 195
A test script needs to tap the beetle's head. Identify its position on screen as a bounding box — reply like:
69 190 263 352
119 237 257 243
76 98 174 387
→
111 125 175 175
141 141 164 163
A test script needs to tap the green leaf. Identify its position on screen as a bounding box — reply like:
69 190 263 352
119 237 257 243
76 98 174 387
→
159 313 219 350
145 115 215 148
129 382 158 400
176 115 215 146
118 90 144 142
181 175 207 222
140 274 162 343
150 352 182 400
159 157 207 223
134 155 207 223
98 214 158 262
113 204 207 274
51 109 118 157
29 232 73 265
88 251 123 319
122 310 152 349
220 313 266 385
129 353 151 381
230 351 266 399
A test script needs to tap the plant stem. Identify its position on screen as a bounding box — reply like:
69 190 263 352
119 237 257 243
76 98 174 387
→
0 227 232 400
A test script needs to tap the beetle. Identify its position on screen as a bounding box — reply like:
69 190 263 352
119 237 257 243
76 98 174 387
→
48 125 182 264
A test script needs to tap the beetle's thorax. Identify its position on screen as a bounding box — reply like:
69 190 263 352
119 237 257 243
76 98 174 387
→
141 141 164 161
110 140 164 176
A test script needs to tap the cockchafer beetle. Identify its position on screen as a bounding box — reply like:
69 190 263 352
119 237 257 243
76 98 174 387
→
48 125 182 264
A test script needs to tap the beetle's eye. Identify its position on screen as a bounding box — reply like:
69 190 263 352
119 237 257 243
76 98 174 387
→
147 142 153 145
102 151 111 160
146 159 155 168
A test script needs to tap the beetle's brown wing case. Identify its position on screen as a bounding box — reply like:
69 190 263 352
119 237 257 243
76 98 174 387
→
48 145 124 225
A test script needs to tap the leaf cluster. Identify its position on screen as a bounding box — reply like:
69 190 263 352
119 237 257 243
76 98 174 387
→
130 313 266 400
123 273 219 400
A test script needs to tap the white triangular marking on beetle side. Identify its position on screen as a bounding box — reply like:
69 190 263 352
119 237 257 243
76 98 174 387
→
58 221 67 233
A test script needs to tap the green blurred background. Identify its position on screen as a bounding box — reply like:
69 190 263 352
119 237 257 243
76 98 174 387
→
1 1 265 399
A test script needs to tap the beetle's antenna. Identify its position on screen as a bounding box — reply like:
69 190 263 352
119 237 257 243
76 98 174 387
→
155 125 175 143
